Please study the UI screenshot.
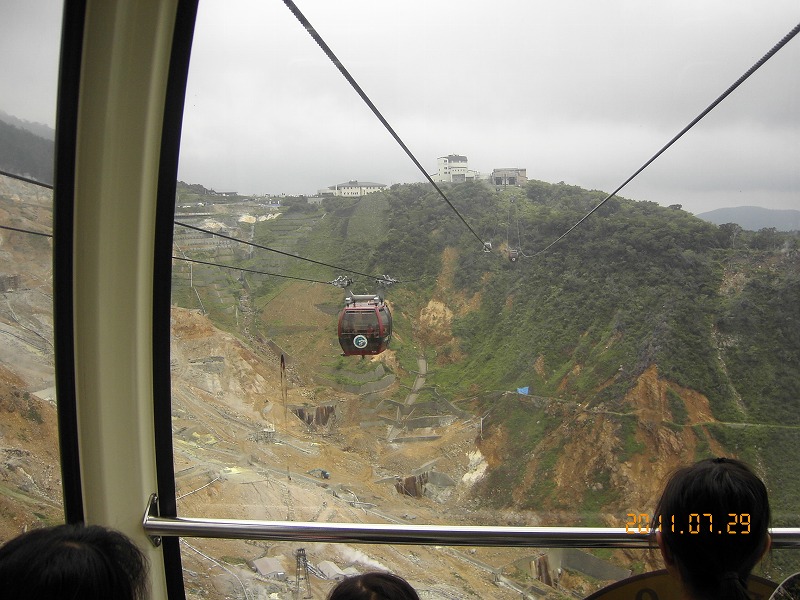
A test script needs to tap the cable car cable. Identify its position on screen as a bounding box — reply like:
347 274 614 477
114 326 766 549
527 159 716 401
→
516 211 526 258
0 167 412 284
281 0 490 253
0 169 53 190
506 200 512 250
175 220 393 281
0 169 407 281
532 20 800 258
172 255 335 285
0 223 53 238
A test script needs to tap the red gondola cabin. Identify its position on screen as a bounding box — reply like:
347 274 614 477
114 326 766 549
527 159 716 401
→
337 294 392 356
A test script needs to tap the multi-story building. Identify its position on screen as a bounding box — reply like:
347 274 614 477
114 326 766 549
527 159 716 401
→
432 154 482 183
319 180 387 197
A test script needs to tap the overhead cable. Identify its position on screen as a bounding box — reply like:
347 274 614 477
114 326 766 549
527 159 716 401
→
174 220 391 281
281 0 490 252
172 255 333 285
532 21 800 257
0 223 53 238
0 169 53 190
0 170 399 282
0 167 402 282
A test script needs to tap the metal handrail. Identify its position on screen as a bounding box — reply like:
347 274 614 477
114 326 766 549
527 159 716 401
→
143 495 800 549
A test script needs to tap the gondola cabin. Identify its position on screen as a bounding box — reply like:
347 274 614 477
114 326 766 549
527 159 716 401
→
337 294 392 356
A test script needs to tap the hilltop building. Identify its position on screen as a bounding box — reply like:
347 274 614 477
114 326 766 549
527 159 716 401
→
318 180 387 197
491 168 527 186
432 154 483 183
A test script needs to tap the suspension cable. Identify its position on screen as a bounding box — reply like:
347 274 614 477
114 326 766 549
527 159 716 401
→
0 223 53 238
0 169 53 190
173 255 334 285
0 167 401 283
281 0 490 252
532 21 800 258
175 220 392 281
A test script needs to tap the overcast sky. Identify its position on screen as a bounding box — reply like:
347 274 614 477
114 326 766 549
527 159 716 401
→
2 1 798 214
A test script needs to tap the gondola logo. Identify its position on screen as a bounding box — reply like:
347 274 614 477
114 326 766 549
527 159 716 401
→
353 335 368 349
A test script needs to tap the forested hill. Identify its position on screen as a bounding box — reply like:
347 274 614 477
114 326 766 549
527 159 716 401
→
306 181 797 424
174 178 797 546
0 119 54 184
285 180 799 530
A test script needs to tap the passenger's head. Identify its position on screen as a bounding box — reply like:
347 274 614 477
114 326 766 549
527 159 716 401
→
0 523 149 600
327 572 420 600
653 457 770 600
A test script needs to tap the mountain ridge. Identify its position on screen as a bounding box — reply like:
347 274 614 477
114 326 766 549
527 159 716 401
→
696 205 800 232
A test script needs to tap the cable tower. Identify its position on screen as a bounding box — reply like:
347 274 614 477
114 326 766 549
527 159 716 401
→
294 548 312 599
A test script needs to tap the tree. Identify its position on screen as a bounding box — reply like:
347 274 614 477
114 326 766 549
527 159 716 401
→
718 223 743 248
752 227 779 251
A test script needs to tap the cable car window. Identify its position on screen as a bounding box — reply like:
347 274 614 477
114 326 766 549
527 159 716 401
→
0 1 63 538
172 1 800 597
378 306 390 330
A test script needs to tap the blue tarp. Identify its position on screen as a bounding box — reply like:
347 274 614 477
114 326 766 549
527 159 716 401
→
517 387 529 395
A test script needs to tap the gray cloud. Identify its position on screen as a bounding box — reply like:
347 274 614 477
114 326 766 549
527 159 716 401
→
0 1 63 126
2 1 797 214
177 0 799 214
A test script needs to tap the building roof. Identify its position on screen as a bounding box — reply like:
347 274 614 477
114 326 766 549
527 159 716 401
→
249 556 285 577
317 560 347 580
333 181 387 188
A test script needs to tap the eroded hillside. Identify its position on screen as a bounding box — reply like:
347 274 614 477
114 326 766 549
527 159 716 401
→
168 306 584 599
2 176 799 597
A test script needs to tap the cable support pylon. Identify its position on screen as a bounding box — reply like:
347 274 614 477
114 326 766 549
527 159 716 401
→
294 548 312 599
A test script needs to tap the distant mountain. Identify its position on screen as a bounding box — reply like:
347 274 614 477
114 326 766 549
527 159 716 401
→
0 117 54 185
0 110 55 141
696 206 800 232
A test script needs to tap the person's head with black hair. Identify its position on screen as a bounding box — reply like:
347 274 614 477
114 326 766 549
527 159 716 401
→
654 457 771 600
327 572 420 600
0 523 149 600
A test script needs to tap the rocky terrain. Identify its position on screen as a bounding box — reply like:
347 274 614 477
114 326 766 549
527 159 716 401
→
0 176 59 541
4 175 792 598
0 176 593 598
169 305 580 599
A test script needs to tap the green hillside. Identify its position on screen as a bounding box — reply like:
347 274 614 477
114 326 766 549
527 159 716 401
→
172 180 800 543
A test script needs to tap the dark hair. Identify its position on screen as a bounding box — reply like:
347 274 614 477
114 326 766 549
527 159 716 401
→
0 524 149 600
653 458 770 600
327 572 420 600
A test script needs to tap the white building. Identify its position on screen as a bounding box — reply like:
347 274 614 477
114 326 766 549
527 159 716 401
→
319 180 387 197
249 556 286 580
317 560 348 581
432 154 483 183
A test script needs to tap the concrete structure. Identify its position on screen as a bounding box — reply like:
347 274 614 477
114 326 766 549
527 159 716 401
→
0 274 20 292
432 154 482 183
249 556 286 580
317 560 347 581
529 548 631 584
319 180 387 197
491 168 527 186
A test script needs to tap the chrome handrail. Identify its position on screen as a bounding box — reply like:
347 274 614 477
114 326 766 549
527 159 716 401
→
143 495 800 549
